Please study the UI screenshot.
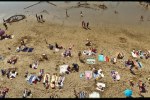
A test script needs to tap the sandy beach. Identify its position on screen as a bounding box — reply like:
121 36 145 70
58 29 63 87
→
0 1 150 98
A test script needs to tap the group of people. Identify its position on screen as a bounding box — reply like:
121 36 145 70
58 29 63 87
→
82 21 90 29
36 14 44 23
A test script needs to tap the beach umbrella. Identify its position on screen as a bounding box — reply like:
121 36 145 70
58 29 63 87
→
0 29 5 36
124 89 133 97
89 92 100 98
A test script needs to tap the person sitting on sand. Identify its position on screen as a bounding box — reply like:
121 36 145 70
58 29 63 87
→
22 88 32 98
138 80 147 95
117 52 124 59
1 69 6 76
50 81 55 89
29 61 39 69
111 57 117 64
0 87 9 98
55 42 63 49
9 70 18 79
63 49 72 57
85 39 92 46
125 59 135 69
42 54 48 60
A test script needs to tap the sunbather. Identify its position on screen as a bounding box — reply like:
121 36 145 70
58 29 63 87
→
7 56 18 64
138 80 147 95
55 42 63 49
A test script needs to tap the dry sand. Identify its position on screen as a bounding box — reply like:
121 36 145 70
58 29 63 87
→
0 12 150 98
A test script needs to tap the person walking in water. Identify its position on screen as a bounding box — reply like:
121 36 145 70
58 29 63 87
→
3 19 8 30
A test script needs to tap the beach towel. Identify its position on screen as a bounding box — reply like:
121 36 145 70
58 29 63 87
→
85 71 92 80
96 82 106 88
27 75 37 84
98 54 104 62
86 58 95 64
22 47 29 52
28 48 34 52
59 65 68 74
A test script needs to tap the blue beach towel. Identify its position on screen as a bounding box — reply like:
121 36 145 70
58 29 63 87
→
28 75 35 84
28 48 34 52
98 54 104 62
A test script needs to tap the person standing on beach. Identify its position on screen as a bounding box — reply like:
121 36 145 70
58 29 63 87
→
82 21 85 28
66 9 68 17
86 22 89 29
36 14 38 21
3 20 8 30
40 15 44 22
80 11 83 17
140 15 144 21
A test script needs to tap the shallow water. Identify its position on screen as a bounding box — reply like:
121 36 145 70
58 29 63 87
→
0 1 150 27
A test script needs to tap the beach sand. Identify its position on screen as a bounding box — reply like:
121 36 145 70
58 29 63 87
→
0 2 150 98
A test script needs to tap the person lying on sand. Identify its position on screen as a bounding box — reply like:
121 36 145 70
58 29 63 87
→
7 56 18 64
111 57 117 64
72 63 79 72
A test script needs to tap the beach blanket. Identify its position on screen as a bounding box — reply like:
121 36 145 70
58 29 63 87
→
86 58 95 64
27 75 37 84
59 65 68 74
22 47 34 52
85 71 92 80
98 54 105 62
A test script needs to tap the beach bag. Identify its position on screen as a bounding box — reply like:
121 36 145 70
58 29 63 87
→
98 54 104 62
